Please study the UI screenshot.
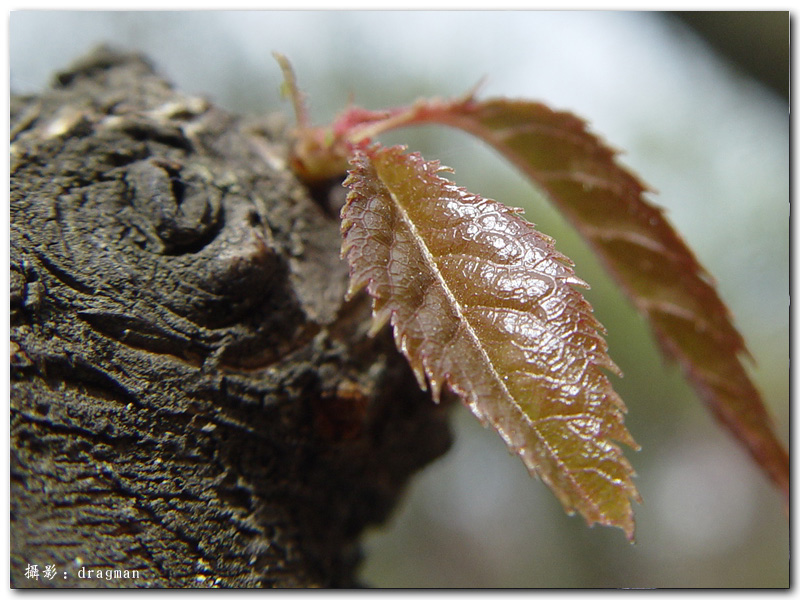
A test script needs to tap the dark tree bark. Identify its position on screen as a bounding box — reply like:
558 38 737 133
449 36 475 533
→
10 46 452 588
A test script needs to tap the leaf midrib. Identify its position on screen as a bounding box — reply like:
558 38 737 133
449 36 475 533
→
381 168 596 515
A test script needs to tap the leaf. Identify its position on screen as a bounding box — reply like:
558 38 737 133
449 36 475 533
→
341 143 641 539
333 96 789 503
417 98 789 502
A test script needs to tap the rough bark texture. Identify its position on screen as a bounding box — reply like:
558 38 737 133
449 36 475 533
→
10 46 452 588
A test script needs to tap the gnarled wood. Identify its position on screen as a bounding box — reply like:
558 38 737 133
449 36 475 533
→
10 46 451 588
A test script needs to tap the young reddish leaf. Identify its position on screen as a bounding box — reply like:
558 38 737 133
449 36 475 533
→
332 96 789 504
341 143 641 539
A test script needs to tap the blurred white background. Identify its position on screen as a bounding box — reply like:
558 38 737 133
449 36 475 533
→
10 11 789 588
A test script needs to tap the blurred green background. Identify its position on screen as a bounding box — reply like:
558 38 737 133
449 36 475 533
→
10 11 789 588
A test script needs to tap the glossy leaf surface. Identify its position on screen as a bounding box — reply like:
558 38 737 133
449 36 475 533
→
341 144 640 539
332 95 788 502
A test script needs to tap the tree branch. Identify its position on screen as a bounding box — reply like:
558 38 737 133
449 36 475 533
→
10 46 451 588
